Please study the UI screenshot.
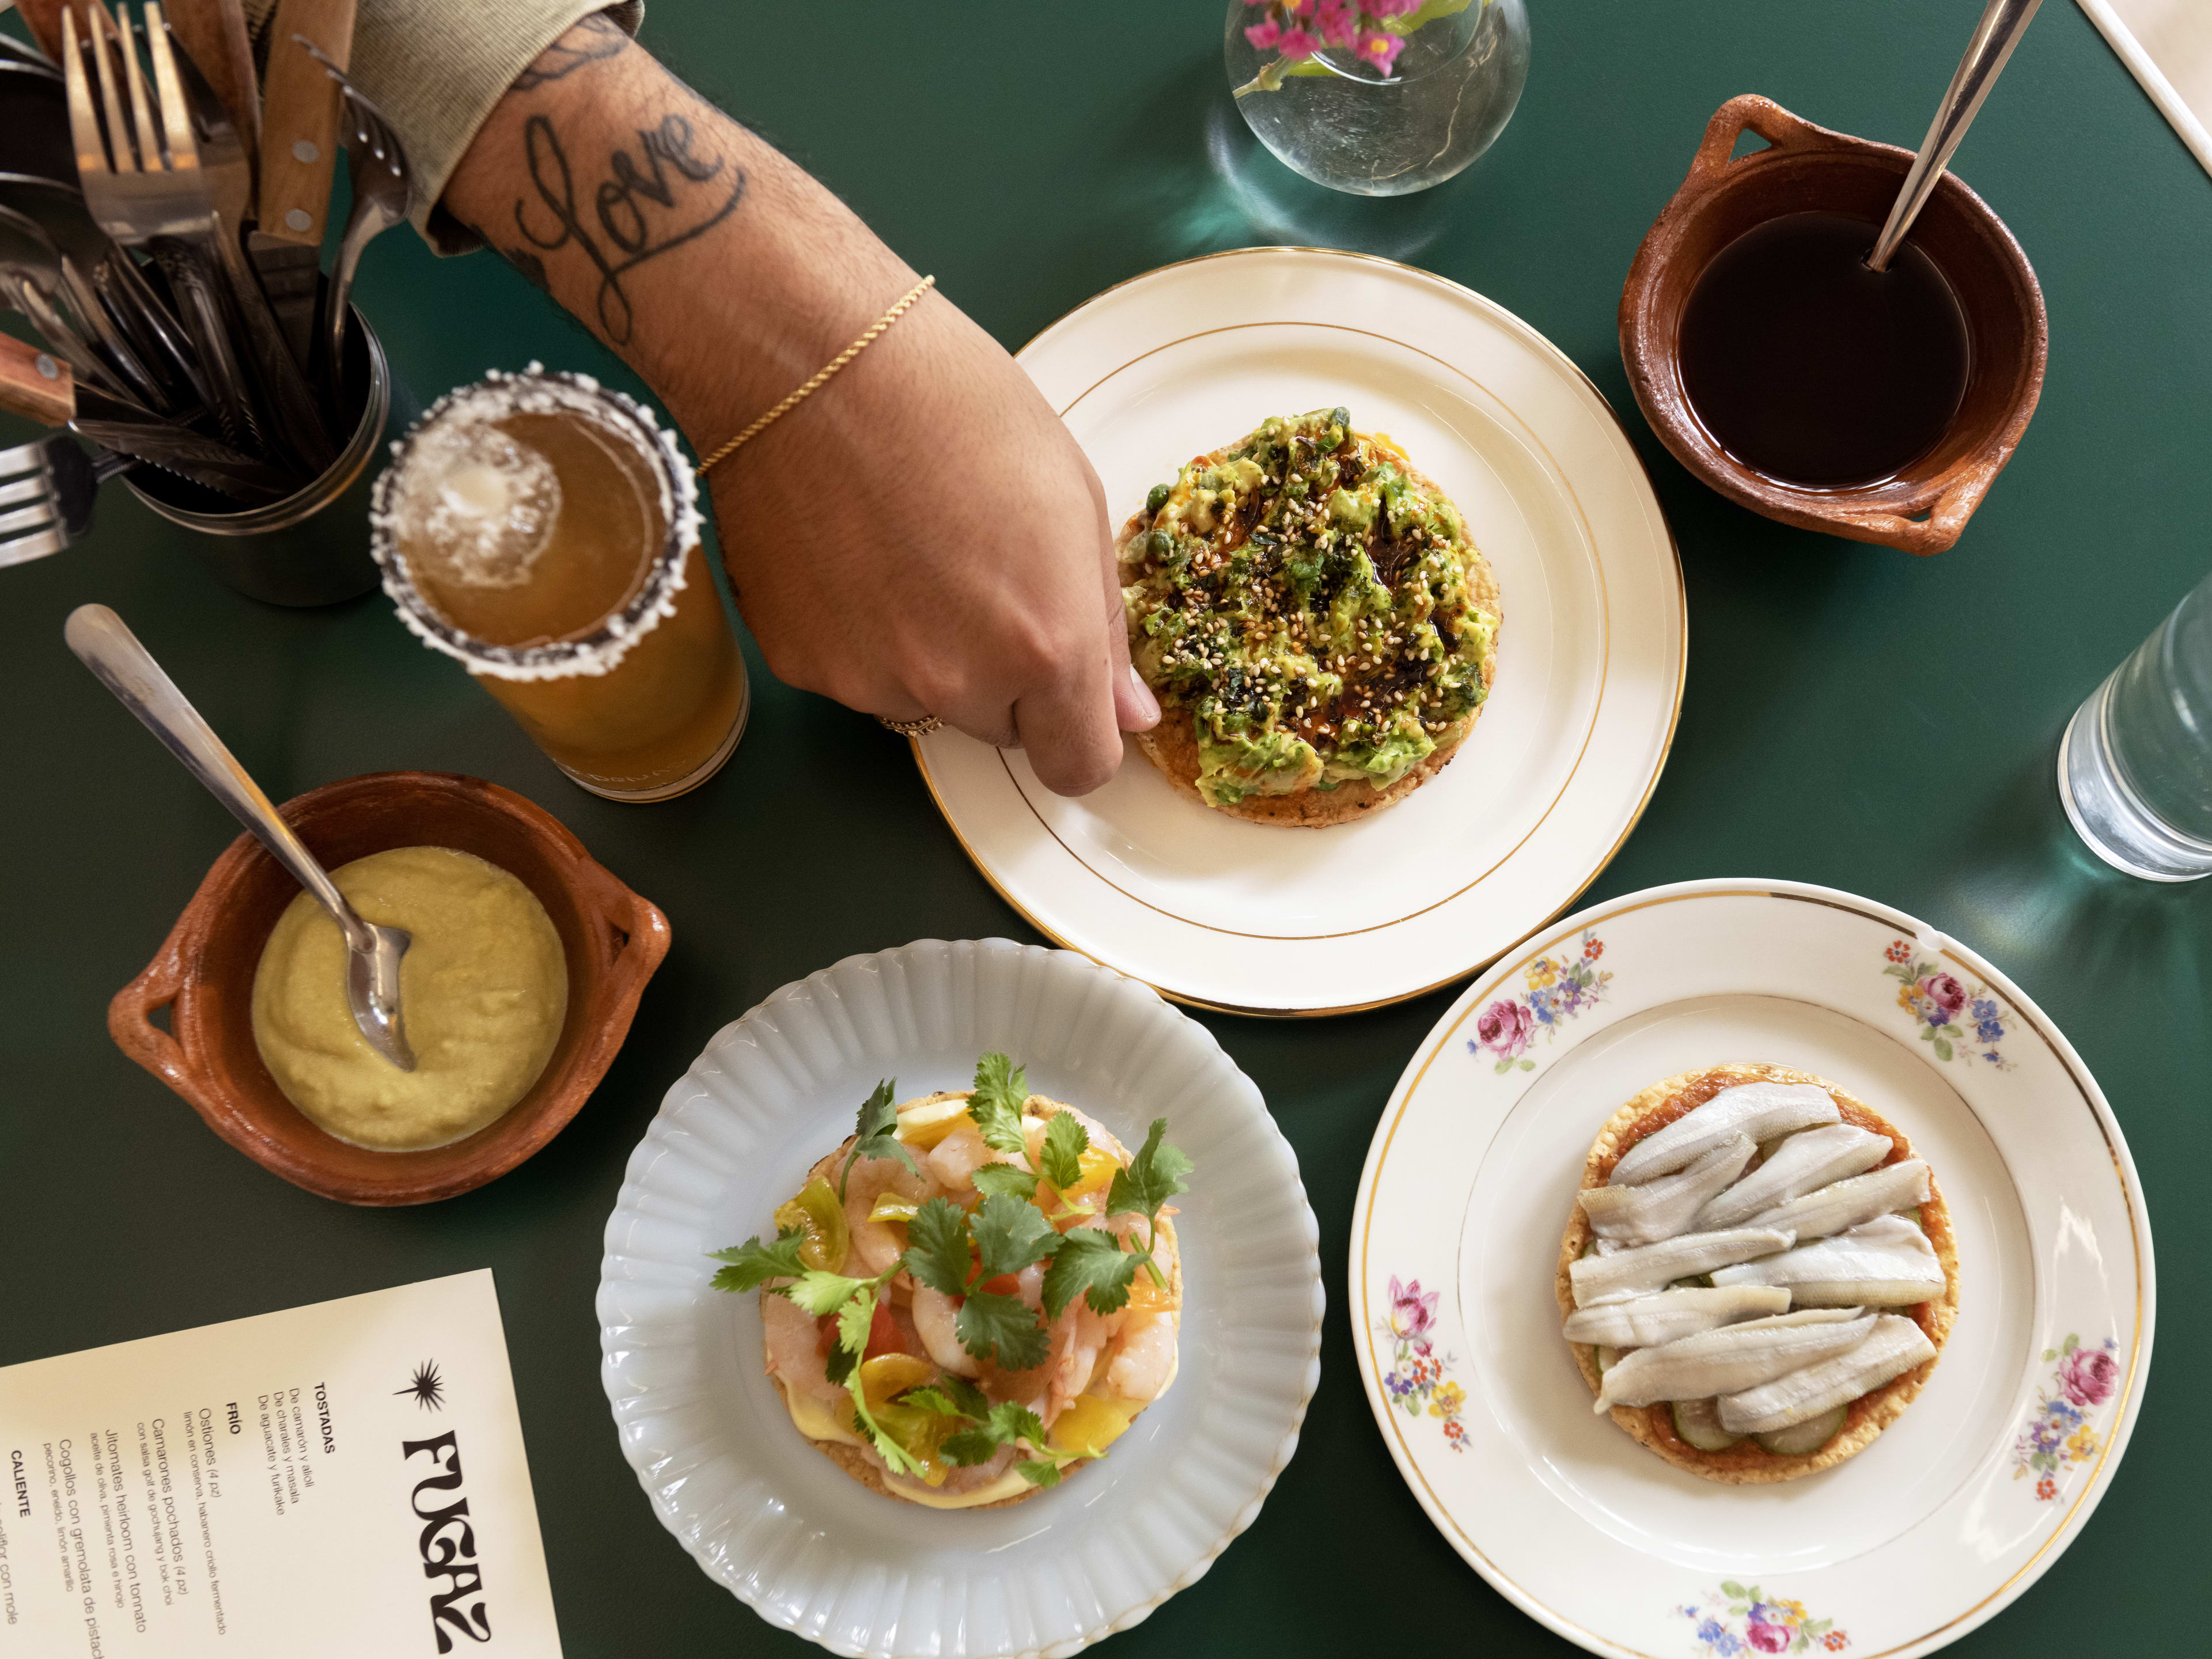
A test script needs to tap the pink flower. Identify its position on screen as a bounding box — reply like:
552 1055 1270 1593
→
1244 16 1282 48
1476 998 1535 1058
1388 1274 1440 1340
1747 1622 1790 1655
1354 28 1406 72
2058 1345 2117 1408
1367 0 1424 16
1315 0 1359 47
1275 25 1319 58
1916 974 1967 1019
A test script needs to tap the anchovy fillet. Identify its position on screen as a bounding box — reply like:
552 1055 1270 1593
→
1595 1310 1876 1411
1716 1313 1938 1433
1692 1125 1893 1231
1570 1227 1796 1308
1710 1214 1944 1306
1579 1134 1758 1245
1747 1160 1931 1241
1561 1286 1791 1347
1609 1083 1841 1186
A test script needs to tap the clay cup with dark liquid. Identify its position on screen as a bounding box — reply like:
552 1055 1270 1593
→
373 369 750 800
1620 95 2047 554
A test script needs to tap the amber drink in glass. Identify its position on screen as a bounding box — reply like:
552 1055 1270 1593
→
373 369 747 801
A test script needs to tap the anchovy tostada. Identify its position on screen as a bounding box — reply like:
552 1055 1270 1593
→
713 1054 1189 1509
1118 407 1501 825
1555 1062 1959 1483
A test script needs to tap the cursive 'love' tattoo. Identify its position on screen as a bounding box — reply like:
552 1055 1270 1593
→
505 112 747 345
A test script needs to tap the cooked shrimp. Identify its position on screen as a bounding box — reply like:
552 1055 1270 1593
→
1103 1312 1177 1402
760 1291 844 1406
926 1123 1020 1194
843 1151 930 1275
912 1285 979 1377
1044 1302 1118 1425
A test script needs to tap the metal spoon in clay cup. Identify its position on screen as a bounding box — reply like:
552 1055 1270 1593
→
64 604 416 1071
1865 0 2043 272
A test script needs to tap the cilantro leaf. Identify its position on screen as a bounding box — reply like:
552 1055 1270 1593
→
835 1286 876 1359
1041 1227 1136 1318
969 1053 1031 1156
900 1198 973 1298
970 1191 1062 1282
786 1270 876 1317
854 1077 898 1142
1041 1111 1089 1191
936 1374 992 1420
707 1230 808 1294
901 1386 963 1416
970 1162 1040 1203
824 1342 856 1386
941 1428 1005 1467
1016 1459 1063 1488
838 1078 921 1202
956 1291 1050 1371
988 1401 1048 1450
1105 1118 1192 1222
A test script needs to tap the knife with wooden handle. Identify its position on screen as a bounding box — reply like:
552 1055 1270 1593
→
163 0 261 185
256 0 354 246
13 1 67 62
0 332 76 426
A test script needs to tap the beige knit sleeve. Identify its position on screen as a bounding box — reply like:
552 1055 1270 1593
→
243 1 643 255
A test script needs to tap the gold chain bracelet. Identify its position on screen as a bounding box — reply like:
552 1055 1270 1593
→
694 275 937 477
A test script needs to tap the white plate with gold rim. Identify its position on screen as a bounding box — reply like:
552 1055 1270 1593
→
914 247 1685 1016
1350 878 2153 1659
599 938 1323 1658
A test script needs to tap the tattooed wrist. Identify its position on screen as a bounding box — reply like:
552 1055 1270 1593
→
499 110 747 344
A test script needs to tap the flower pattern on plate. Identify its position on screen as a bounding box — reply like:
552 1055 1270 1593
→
1881 939 2014 1069
1681 1585 1847 1655
1378 1275 1465 1450
1468 930 1612 1073
2013 1333 2119 1499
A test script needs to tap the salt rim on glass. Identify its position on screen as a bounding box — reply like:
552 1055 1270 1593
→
370 364 706 683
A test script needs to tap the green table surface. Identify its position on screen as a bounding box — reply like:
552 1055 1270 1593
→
2 2 2206 1654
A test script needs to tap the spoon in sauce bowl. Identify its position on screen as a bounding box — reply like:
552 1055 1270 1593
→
1866 0 2042 273
65 604 416 1071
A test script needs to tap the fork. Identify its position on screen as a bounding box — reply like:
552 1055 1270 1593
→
64 2 336 475
296 39 410 407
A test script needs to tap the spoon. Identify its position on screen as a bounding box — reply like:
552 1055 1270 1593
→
64 605 417 1071
1867 0 2042 272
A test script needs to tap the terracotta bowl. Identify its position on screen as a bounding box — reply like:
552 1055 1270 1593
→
109 771 671 1205
1620 94 2048 554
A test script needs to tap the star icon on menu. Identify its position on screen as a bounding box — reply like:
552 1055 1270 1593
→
396 1360 446 1411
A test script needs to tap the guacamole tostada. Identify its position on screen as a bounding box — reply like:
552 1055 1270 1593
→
713 1054 1189 1509
1117 407 1501 825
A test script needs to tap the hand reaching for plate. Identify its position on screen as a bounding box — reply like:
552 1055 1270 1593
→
442 17 1157 795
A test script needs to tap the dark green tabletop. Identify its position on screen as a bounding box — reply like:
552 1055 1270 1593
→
3 2 2205 1654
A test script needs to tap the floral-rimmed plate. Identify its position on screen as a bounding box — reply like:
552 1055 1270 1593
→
914 246 1685 1016
598 938 1324 1658
1349 878 2154 1659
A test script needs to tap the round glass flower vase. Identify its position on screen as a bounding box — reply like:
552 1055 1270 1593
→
1225 1 1529 196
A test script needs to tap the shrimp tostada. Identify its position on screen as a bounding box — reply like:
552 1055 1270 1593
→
1555 1062 1959 1483
713 1053 1190 1508
1117 407 1501 825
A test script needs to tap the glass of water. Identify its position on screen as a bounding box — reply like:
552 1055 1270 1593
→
1225 0 1529 196
2058 568 2212 880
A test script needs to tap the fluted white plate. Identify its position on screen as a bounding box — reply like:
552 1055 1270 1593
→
1351 880 2154 1659
915 247 1685 1017
600 938 1324 1658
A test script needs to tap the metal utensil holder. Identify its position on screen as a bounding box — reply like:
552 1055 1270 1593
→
126 305 415 607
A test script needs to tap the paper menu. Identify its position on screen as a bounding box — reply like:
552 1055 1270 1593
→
0 1271 561 1657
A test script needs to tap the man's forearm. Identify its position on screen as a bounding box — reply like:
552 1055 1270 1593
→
441 18 915 451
